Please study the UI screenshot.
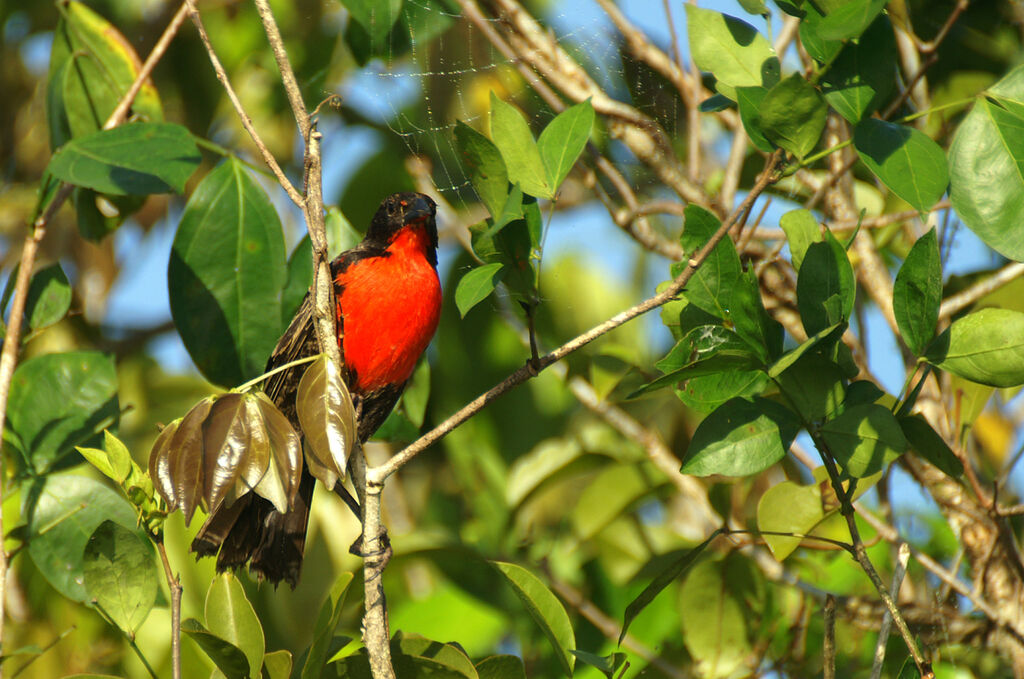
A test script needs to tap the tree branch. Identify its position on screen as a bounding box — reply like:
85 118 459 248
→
369 151 782 484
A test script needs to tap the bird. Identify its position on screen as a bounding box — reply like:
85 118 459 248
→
189 192 442 586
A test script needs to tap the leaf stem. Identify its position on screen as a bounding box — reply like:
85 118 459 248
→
232 354 319 393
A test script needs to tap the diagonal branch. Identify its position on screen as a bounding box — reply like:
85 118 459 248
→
369 151 782 484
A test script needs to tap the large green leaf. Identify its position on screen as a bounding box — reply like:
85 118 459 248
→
302 572 355 679
820 15 896 123
815 0 888 40
926 308 1024 387
181 619 250 679
854 119 949 212
24 263 72 331
796 233 855 336
83 520 158 635
893 228 942 355
455 262 505 318
685 5 779 100
489 94 551 199
736 86 773 152
492 562 575 677
678 557 754 678
24 474 142 602
682 397 801 476
779 208 821 274
820 404 907 477
168 158 287 387
7 351 119 473
538 99 594 192
949 65 1024 261
205 573 264 679
46 122 199 195
679 205 741 320
756 74 828 159
455 120 509 219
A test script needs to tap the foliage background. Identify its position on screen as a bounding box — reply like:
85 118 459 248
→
3 0 1024 678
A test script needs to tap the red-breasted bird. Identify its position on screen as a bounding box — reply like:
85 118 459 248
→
191 192 442 586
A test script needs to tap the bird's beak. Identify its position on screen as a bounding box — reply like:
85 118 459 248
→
403 195 435 224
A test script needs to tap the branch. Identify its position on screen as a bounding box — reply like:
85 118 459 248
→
0 2 189 662
184 0 304 207
368 151 782 484
156 538 182 679
939 262 1024 320
869 543 910 679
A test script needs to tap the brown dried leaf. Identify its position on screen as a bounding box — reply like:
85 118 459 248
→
148 417 181 510
203 393 272 517
252 392 301 513
296 355 356 491
168 396 215 523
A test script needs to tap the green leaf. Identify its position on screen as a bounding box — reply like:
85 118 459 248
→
571 464 649 539
302 572 355 679
926 308 1024 387
756 73 827 159
340 0 403 43
679 205 741 320
767 323 845 377
779 208 821 274
7 351 119 473
854 119 949 212
797 3 842 65
893 228 942 355
182 619 250 679
538 99 594 192
630 349 763 398
620 530 720 643
455 263 505 317
797 232 855 336
775 353 846 423
816 0 887 40
492 562 575 677
678 557 753 678
899 414 964 478
47 0 163 149
168 158 287 387
47 122 199 195
685 5 779 100
24 263 72 330
820 15 896 123
736 86 773 152
737 0 768 14
820 403 907 477
83 520 157 634
263 650 293 679
455 120 509 219
24 474 143 602
476 656 527 679
489 94 551 199
569 650 628 679
949 67 1024 260
682 397 801 476
205 573 265 679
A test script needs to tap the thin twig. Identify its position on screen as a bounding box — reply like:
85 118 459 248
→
824 595 836 679
939 262 1024 320
369 151 782 484
870 543 910 679
156 538 182 679
0 3 190 663
184 0 304 207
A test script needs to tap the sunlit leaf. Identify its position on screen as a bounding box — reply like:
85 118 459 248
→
820 15 896 123
854 119 949 212
815 0 887 40
926 308 1024 387
165 396 215 523
46 122 199 195
538 99 594 192
182 619 250 679
250 392 302 513
264 650 293 679
779 209 821 274
893 228 942 355
297 354 357 490
492 562 575 677
682 397 801 476
455 120 509 219
83 520 157 635
205 573 265 679
569 650 627 679
685 5 779 100
489 94 551 199
679 557 754 678
756 74 827 159
821 403 907 477
456 263 505 317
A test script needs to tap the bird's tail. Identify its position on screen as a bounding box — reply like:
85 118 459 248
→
191 469 315 588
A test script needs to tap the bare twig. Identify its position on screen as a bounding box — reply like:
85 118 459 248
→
184 0 304 207
752 202 951 241
939 262 1024 320
156 538 182 679
824 595 836 679
369 151 782 483
870 543 910 679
